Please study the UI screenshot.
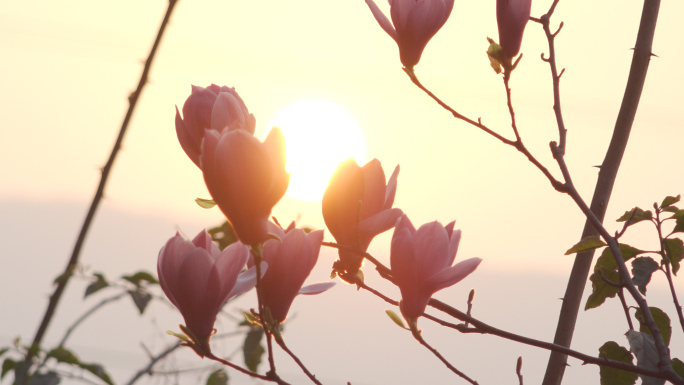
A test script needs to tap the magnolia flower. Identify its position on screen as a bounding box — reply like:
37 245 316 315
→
251 222 334 323
157 231 262 353
390 215 481 320
201 128 290 246
497 0 532 58
322 158 402 276
175 84 256 167
366 0 454 69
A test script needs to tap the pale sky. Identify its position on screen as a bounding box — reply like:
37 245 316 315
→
1 0 683 384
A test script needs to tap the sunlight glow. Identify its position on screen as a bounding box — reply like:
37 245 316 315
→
268 100 366 201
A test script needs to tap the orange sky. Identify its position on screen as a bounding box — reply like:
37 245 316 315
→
1 0 683 384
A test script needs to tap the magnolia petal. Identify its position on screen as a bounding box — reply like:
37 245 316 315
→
390 226 417 287
366 0 399 41
225 261 267 302
322 159 365 244
412 221 449 281
384 164 400 210
446 228 461 267
298 282 336 295
360 159 387 218
211 92 245 132
424 257 482 295
358 208 403 249
175 107 201 167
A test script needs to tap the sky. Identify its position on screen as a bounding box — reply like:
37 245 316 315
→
1 0 683 384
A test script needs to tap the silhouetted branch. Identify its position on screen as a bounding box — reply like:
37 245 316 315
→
18 2 179 382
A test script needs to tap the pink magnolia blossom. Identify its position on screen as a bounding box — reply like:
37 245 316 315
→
250 222 334 323
157 231 262 352
201 128 290 246
390 215 482 320
322 158 402 275
366 0 454 69
175 84 256 167
497 0 532 57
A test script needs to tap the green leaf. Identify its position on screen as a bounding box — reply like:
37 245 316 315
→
673 358 684 379
78 362 114 385
661 195 680 209
53 265 76 286
195 198 217 209
586 269 621 310
586 244 646 310
28 371 60 385
617 207 653 226
122 271 158 286
2 358 15 380
631 257 660 294
565 235 606 255
0 348 8 358
598 341 637 385
385 310 406 329
672 210 684 219
662 206 679 213
242 327 264 373
84 273 109 298
596 244 645 271
128 289 152 315
206 369 229 385
208 222 239 251
664 238 684 275
634 307 672 346
673 216 684 234
46 347 79 365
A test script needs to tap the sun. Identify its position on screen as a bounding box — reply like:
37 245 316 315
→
267 100 366 201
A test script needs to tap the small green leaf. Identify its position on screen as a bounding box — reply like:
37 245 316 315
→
661 195 680 209
598 341 637 385
586 269 621 310
166 330 189 342
243 327 264 373
122 271 158 286
1 358 15 379
28 371 60 385
128 289 152 314
208 221 239 251
385 310 407 329
631 257 660 294
195 198 217 209
634 307 671 346
664 238 684 275
0 348 8 358
673 358 684 379
673 216 684 234
206 369 229 385
85 273 109 298
78 362 114 385
586 244 646 310
565 235 607 255
662 206 679 213
53 265 76 285
46 347 79 365
617 207 653 226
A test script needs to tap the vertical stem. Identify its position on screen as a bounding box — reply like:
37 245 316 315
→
17 1 179 383
542 0 661 384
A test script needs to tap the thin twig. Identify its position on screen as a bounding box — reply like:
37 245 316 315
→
617 289 635 331
411 330 479 385
274 337 322 385
655 208 684 333
252 249 279 379
351 269 673 381
205 352 291 385
539 0 663 382
125 341 181 385
18 2 179 382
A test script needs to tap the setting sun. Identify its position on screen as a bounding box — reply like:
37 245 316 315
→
267 100 366 201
